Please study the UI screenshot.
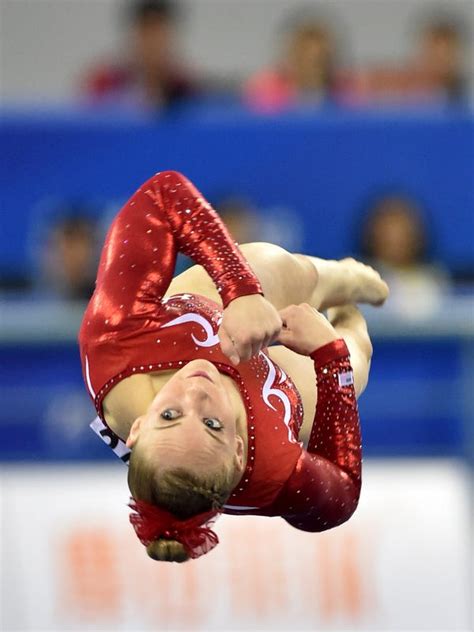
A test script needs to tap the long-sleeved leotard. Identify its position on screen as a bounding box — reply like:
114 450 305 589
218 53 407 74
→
270 340 362 531
78 170 362 531
87 170 262 331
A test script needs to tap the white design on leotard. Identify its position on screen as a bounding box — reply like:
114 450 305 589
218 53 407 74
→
85 354 96 399
260 352 297 444
161 313 219 347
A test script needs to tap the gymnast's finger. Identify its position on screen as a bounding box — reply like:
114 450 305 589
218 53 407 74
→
218 326 240 365
234 336 253 362
278 305 292 321
252 329 269 358
278 304 298 329
276 326 292 345
250 339 262 358
266 318 282 347
260 332 273 352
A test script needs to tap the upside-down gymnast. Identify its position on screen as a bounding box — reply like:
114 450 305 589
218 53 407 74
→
78 171 388 563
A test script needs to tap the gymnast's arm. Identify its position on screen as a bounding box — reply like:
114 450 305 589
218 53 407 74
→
85 170 281 361
272 305 362 532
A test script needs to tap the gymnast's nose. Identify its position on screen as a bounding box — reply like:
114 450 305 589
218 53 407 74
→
186 383 210 402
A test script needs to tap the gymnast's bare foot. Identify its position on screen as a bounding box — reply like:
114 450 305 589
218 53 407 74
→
340 257 389 306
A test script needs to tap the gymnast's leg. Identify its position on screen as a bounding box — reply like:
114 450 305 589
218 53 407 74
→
165 242 317 308
304 256 388 310
165 242 388 312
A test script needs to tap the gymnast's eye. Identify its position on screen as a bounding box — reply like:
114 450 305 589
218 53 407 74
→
161 409 181 421
203 417 223 431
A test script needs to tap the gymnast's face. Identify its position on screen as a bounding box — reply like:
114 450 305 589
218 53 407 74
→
126 360 245 476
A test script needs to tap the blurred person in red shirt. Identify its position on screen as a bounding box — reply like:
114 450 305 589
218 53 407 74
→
82 0 197 111
244 9 350 112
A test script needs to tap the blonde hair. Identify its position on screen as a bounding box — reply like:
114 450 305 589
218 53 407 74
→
128 445 236 563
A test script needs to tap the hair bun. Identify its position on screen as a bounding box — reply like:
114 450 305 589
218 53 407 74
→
146 538 190 563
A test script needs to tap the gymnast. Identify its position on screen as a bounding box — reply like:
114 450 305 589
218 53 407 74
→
78 170 388 562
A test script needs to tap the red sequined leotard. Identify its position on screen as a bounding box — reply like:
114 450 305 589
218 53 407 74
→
78 171 362 531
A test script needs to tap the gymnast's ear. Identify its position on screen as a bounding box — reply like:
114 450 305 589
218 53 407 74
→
126 416 145 448
233 435 245 472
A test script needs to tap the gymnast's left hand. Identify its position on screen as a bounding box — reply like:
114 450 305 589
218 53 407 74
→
218 295 282 365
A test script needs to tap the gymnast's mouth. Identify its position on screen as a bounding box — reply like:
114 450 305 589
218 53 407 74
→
187 371 213 383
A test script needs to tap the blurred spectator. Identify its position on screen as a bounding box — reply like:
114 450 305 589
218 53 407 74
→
412 16 468 103
38 214 99 301
81 0 197 111
358 192 451 317
244 9 348 112
216 195 304 253
353 13 469 105
215 196 262 244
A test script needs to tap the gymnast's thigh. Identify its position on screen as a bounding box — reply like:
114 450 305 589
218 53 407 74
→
164 242 317 310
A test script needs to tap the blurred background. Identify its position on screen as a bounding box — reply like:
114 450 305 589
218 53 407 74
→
0 0 473 630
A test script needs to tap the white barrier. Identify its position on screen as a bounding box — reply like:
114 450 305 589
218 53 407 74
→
1 460 470 631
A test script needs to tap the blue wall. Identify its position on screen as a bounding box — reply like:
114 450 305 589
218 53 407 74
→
2 106 472 461
1 107 473 278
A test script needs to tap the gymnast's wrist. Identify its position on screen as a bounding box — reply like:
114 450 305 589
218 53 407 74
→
310 339 350 366
219 283 264 309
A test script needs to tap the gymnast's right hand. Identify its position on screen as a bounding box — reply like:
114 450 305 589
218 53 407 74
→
277 303 338 356
219 295 282 365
